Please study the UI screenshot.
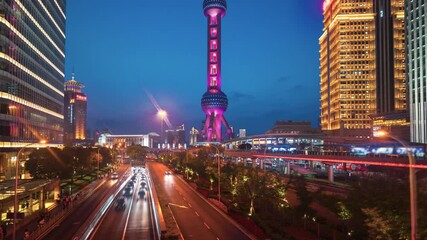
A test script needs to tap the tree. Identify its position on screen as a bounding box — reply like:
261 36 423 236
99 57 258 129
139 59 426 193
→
26 148 72 179
126 145 147 160
293 175 316 228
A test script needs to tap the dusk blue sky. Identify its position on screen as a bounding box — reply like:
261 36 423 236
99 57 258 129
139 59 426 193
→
65 0 324 137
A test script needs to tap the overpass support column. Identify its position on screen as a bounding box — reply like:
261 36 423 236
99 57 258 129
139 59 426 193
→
260 158 264 170
328 165 334 182
286 162 291 175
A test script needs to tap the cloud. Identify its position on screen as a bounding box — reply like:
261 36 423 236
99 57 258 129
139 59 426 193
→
229 91 255 101
276 76 290 83
292 84 305 91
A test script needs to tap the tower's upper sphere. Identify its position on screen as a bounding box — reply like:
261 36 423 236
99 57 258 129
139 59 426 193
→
203 0 227 14
201 90 228 113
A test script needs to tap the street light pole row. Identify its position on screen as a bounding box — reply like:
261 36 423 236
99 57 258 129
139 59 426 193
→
208 144 221 202
379 131 418 240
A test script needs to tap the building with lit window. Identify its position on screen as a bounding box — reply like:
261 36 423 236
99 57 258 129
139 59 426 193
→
238 129 246 138
64 74 87 145
98 133 160 148
406 0 427 143
320 0 405 138
0 1 66 180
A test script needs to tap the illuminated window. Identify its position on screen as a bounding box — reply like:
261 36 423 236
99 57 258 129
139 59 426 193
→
210 65 217 75
210 77 217 87
210 28 217 37
210 40 217 50
210 52 217 62
210 16 217 25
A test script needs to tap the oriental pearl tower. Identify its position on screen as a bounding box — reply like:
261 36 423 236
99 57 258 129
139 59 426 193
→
201 0 233 142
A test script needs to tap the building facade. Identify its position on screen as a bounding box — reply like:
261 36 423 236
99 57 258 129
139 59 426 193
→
0 1 66 180
320 0 405 138
406 0 427 143
64 74 87 145
98 133 160 148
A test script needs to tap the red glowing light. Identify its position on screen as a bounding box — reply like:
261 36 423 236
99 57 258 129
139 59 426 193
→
76 94 87 101
252 154 427 169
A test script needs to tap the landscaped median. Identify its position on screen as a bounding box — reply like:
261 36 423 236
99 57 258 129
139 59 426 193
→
147 167 180 240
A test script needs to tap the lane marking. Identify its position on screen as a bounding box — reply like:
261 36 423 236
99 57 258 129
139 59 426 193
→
188 203 192 208
168 202 188 209
204 222 210 230
217 238 220 240
195 211 199 217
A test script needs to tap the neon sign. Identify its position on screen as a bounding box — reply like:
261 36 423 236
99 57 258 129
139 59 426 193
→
76 94 87 101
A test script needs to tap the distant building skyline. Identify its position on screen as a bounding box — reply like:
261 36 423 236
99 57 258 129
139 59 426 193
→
320 0 405 138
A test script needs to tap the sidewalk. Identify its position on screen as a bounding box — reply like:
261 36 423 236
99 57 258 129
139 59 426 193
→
4 177 104 240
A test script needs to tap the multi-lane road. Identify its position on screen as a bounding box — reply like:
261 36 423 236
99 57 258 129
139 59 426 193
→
43 166 154 240
147 161 254 240
91 168 154 240
38 162 254 240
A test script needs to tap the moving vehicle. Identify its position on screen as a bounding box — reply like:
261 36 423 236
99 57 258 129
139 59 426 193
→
138 189 145 199
123 187 133 197
165 170 171 175
111 172 119 179
115 198 125 210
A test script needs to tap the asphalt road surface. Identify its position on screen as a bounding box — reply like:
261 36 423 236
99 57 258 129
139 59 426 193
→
147 162 252 240
91 167 154 240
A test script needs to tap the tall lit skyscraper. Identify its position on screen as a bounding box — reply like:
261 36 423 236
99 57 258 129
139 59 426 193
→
0 1 65 179
200 0 233 142
320 0 405 138
0 1 65 146
64 74 87 144
406 0 427 143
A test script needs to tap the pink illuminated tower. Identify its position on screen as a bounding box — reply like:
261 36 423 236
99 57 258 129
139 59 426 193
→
201 0 233 142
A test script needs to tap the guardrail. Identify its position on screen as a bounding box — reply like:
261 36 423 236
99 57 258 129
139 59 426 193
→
147 167 167 239
32 187 93 240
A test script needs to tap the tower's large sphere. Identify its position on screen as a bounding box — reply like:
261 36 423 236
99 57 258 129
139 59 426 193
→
201 90 228 113
203 0 227 14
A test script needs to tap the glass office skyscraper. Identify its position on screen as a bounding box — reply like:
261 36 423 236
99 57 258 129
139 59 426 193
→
0 0 66 147
406 0 427 143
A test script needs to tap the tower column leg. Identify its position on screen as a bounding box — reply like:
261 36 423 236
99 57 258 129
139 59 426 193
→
328 165 334 182
286 162 291 175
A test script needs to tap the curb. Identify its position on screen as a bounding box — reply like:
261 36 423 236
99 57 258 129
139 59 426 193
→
174 174 258 240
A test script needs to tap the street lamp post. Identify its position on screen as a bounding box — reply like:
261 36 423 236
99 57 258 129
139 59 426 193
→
158 109 167 149
13 140 46 240
97 147 101 175
208 144 221 202
379 131 417 240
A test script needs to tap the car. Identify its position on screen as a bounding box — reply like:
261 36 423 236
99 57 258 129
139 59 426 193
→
115 198 125 210
111 172 119 179
138 189 145 199
165 170 171 175
123 187 133 197
140 181 147 189
128 181 134 188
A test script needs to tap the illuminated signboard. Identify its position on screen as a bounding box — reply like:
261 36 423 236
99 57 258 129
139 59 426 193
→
76 94 87 101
